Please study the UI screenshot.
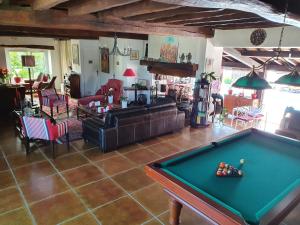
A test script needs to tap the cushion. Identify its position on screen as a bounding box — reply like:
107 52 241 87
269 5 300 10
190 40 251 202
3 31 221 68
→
41 88 56 97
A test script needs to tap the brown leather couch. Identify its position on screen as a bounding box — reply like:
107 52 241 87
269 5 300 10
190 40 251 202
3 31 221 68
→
275 107 300 140
82 102 185 152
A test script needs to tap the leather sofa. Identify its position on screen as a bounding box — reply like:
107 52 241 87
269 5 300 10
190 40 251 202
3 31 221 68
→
275 107 300 140
82 102 185 152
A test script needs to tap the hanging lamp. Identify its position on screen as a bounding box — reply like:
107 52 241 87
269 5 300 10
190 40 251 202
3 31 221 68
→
232 66 272 90
232 0 295 90
275 69 300 86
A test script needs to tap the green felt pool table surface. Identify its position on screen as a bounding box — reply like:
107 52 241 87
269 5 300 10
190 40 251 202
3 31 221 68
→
159 130 300 224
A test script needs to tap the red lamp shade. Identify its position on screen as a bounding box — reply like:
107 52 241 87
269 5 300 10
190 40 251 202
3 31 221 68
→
123 68 136 77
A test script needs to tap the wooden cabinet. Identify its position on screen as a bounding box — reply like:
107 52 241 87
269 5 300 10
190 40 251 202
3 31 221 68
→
224 95 259 113
65 74 81 99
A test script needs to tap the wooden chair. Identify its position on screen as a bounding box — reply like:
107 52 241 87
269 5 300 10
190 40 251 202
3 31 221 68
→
20 116 69 158
38 88 69 117
45 76 57 89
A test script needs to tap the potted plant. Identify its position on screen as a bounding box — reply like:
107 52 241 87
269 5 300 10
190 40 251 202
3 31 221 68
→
107 88 114 104
120 96 128 108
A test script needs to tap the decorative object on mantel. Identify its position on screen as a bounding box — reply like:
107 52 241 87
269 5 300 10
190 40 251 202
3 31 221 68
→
179 53 185 63
186 52 192 64
140 59 198 78
250 29 267 46
191 72 216 128
21 55 35 106
101 47 110 73
0 68 9 84
130 50 139 60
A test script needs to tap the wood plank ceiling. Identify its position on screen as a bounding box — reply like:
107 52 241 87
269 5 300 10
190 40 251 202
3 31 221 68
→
1 0 300 39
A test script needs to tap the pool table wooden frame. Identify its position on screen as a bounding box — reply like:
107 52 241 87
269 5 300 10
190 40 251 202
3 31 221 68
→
145 128 300 225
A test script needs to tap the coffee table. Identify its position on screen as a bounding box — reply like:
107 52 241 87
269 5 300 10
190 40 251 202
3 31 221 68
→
77 104 120 120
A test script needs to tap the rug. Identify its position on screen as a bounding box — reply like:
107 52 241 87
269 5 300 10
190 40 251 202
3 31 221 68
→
57 117 82 143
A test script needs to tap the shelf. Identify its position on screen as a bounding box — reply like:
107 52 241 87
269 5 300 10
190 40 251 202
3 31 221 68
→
140 60 198 78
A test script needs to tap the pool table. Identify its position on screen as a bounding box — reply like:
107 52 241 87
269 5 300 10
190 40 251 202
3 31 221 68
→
145 128 300 225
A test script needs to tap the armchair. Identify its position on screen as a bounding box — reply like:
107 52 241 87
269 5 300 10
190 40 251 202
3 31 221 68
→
77 79 123 107
20 116 69 158
38 88 69 117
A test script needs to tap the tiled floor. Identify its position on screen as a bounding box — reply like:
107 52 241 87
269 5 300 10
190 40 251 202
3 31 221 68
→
0 118 299 225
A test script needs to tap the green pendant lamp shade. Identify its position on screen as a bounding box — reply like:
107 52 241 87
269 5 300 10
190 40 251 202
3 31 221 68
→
232 69 272 90
275 69 300 87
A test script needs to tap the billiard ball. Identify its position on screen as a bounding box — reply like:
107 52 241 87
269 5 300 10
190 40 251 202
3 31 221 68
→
240 159 245 164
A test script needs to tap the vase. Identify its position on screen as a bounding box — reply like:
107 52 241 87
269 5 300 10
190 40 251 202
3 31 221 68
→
121 101 127 109
14 77 21 84
108 95 113 104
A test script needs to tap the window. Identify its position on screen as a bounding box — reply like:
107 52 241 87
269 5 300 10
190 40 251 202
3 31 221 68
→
6 49 50 79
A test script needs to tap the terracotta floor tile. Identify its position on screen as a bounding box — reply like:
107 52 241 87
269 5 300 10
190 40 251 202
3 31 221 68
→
30 191 86 225
112 168 154 193
0 156 8 171
62 213 99 225
0 138 26 156
167 137 202 151
0 170 15 190
96 155 136 176
158 132 182 141
52 153 88 171
94 196 151 225
77 178 125 209
7 151 45 168
13 160 56 184
144 219 162 225
0 187 23 214
133 183 168 215
40 143 76 158
83 148 117 162
62 164 105 187
0 207 33 225
72 139 96 151
21 174 69 203
147 142 181 157
117 143 143 154
159 207 213 225
124 148 160 165
139 138 162 147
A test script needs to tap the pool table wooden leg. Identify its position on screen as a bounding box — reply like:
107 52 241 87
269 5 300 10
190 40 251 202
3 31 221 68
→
169 198 182 225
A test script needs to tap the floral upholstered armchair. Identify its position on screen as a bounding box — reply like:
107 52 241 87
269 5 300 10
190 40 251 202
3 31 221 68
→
38 88 69 117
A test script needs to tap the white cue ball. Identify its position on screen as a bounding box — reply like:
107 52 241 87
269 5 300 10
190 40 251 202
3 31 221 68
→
240 159 245 164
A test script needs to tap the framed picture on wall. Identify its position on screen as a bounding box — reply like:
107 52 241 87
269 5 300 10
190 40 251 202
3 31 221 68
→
72 44 80 65
130 50 139 60
101 47 110 73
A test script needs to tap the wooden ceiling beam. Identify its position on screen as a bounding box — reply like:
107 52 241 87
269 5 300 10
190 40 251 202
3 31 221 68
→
0 25 149 40
98 1 181 19
241 50 300 58
186 18 268 26
0 9 212 37
151 0 300 28
126 6 203 21
167 12 261 25
68 0 139 16
32 0 69 10
148 9 232 23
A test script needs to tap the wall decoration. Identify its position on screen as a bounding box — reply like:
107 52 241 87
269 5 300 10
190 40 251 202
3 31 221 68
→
250 29 267 46
72 44 80 65
101 47 110 73
130 50 139 60
160 36 178 63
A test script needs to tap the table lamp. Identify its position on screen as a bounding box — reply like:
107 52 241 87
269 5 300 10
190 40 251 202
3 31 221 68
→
123 68 137 102
22 55 35 106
